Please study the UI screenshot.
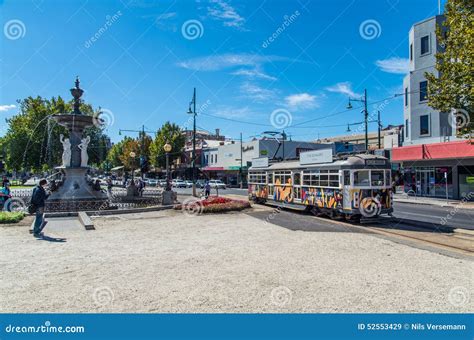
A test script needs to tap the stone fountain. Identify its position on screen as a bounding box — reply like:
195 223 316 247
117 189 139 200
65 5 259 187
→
46 77 108 212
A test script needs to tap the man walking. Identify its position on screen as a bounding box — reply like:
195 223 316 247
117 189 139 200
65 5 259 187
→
30 179 50 238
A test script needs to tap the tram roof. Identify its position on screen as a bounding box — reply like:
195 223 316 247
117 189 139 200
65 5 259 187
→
249 154 389 171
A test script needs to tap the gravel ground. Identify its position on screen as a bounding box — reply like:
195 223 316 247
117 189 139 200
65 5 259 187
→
0 209 472 313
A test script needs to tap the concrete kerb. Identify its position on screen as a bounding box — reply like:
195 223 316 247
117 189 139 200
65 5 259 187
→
38 205 175 231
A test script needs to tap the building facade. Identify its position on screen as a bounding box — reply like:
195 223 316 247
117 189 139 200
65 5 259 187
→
393 15 474 200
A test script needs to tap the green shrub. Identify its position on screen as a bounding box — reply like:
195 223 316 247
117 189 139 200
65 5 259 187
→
0 211 26 224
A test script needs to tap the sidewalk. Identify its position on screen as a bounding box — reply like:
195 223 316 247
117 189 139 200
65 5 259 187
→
393 193 474 209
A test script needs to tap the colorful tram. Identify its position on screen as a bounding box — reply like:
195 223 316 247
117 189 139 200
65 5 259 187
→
248 154 393 220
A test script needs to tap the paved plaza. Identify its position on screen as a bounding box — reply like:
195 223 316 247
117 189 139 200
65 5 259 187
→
0 208 472 313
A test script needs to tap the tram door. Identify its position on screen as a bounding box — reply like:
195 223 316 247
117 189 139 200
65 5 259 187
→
342 170 352 210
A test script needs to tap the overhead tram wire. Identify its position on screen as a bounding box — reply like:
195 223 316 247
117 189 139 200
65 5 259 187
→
197 91 412 132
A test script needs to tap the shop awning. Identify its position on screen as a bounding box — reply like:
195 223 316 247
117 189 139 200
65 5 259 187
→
392 140 474 162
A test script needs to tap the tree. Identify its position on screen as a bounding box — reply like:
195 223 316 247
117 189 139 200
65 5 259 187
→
426 0 474 134
149 122 185 168
2 96 110 172
118 138 140 171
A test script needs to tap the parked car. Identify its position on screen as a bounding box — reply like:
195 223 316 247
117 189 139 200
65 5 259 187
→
196 179 206 189
209 180 226 189
172 179 187 188
146 179 158 187
185 180 193 188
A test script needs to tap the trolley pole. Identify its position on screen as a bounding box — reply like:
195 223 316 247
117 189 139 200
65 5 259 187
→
377 110 381 150
364 89 368 152
240 132 243 189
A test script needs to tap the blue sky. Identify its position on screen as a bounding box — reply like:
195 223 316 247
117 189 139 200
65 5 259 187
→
0 0 445 143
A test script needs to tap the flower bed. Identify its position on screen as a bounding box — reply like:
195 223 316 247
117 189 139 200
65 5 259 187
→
175 196 251 214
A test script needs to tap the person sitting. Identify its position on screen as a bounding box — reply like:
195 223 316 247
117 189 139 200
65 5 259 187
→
0 181 12 211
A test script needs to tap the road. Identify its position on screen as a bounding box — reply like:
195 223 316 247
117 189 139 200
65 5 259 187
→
173 187 474 230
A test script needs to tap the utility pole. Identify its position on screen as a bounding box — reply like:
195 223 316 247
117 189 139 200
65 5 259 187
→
240 132 243 189
364 89 368 152
347 89 368 151
377 110 381 149
188 88 197 197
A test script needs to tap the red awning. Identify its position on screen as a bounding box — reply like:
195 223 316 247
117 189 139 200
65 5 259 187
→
392 140 474 162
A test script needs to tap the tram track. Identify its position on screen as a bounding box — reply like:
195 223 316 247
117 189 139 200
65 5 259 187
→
251 201 474 256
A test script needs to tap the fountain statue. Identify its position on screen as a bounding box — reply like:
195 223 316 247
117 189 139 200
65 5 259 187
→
78 136 90 167
46 77 108 211
59 134 71 167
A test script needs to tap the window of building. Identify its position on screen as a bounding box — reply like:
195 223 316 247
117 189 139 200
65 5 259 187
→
405 119 409 138
353 171 370 186
215 155 217 163
421 35 430 55
420 115 430 135
410 43 413 61
419 81 428 101
404 87 408 106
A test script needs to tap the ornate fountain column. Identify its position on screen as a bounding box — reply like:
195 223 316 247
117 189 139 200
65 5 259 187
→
46 77 108 211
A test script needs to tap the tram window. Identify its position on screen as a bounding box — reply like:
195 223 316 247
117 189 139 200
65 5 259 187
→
268 173 273 184
354 171 370 186
294 173 301 185
329 175 339 187
371 170 384 186
344 171 350 185
319 174 329 187
385 170 391 187
303 174 311 186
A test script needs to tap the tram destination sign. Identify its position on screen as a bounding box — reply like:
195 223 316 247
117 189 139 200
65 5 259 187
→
299 148 333 165
252 157 269 168
366 159 387 166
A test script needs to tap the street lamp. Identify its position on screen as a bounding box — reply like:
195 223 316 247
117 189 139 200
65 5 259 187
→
164 143 172 191
187 88 197 197
347 89 368 151
129 151 136 182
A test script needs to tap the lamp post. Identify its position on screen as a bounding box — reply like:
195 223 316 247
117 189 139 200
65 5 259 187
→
164 143 172 191
347 89 368 151
187 88 197 197
129 151 136 182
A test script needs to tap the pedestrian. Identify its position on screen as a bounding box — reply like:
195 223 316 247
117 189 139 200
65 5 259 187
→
93 179 101 191
106 178 113 196
30 179 50 238
0 181 12 211
204 181 211 199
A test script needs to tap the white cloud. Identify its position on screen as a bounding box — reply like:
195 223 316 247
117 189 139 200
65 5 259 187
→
375 57 409 74
207 0 246 29
285 93 319 110
239 82 275 102
326 82 361 98
231 67 276 81
177 53 282 71
0 104 16 112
